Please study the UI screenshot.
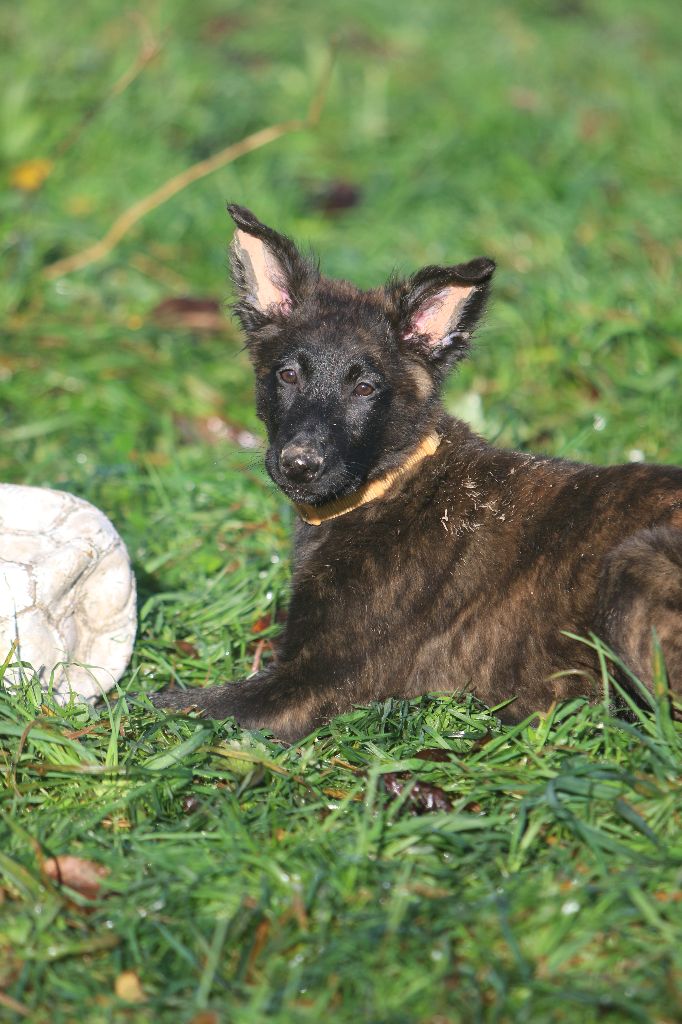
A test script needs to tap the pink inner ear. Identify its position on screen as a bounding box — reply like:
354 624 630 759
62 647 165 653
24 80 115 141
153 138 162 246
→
403 284 475 344
235 229 291 313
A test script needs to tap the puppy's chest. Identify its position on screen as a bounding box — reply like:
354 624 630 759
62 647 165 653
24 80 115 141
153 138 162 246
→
291 500 492 628
287 466 594 647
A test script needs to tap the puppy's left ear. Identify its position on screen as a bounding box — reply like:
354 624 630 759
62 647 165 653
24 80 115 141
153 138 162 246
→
399 257 495 367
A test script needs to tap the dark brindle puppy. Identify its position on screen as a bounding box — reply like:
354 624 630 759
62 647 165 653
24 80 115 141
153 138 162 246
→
153 204 682 740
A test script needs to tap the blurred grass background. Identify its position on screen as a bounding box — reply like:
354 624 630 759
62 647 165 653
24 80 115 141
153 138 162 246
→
1 0 681 1020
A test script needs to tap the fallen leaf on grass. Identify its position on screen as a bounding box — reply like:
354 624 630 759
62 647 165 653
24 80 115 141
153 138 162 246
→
101 817 131 830
463 801 483 814
43 855 109 899
322 787 362 801
182 795 201 814
252 609 287 633
329 756 364 774
10 158 53 191
413 748 453 763
252 613 273 633
383 773 453 813
200 12 245 39
189 1013 221 1024
151 296 224 331
382 748 464 813
115 970 145 1003
248 611 285 671
308 179 362 215
175 639 200 658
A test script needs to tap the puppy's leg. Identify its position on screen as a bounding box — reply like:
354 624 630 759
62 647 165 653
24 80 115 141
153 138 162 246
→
595 527 682 699
151 679 254 718
150 665 365 743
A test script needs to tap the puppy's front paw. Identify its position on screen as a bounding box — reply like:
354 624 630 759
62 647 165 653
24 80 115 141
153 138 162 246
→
150 676 317 743
150 683 239 719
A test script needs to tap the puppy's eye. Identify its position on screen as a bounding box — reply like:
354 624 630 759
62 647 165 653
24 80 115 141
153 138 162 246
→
353 382 375 397
279 369 298 385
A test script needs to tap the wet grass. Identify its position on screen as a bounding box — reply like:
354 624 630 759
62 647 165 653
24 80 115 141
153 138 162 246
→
1 0 681 1020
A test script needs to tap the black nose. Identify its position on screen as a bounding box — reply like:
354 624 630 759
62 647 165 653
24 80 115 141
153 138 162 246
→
280 444 324 483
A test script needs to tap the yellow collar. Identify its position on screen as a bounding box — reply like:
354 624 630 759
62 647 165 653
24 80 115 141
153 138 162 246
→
296 431 442 526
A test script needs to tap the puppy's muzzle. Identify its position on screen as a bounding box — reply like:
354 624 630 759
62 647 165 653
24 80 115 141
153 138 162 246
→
279 444 324 483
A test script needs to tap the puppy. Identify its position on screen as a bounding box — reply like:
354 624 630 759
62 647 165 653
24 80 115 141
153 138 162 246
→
152 205 682 740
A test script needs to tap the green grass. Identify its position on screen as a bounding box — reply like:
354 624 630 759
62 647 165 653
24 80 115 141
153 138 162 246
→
1 0 681 1020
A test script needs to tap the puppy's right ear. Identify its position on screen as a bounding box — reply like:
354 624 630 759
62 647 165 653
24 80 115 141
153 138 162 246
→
227 204 318 332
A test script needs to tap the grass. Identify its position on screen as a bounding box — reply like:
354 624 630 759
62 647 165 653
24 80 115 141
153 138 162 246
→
1 0 681 1019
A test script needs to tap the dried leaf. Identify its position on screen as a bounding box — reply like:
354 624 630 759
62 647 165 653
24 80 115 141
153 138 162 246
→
322 787 362 801
384 748 457 813
252 613 273 634
413 748 453 763
115 970 145 1003
383 773 453 813
654 890 682 903
201 13 245 39
10 158 53 191
463 801 483 814
189 1013 221 1024
43 855 109 899
175 639 200 658
152 296 224 331
383 773 406 800
409 780 453 812
101 816 131 830
309 179 361 215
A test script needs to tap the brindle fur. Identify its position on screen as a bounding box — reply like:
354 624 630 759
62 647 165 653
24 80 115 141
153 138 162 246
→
153 205 682 741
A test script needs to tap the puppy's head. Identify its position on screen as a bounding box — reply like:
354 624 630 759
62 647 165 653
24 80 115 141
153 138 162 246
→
228 204 494 506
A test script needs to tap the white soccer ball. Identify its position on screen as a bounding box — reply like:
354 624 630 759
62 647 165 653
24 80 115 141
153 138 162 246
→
0 484 137 702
